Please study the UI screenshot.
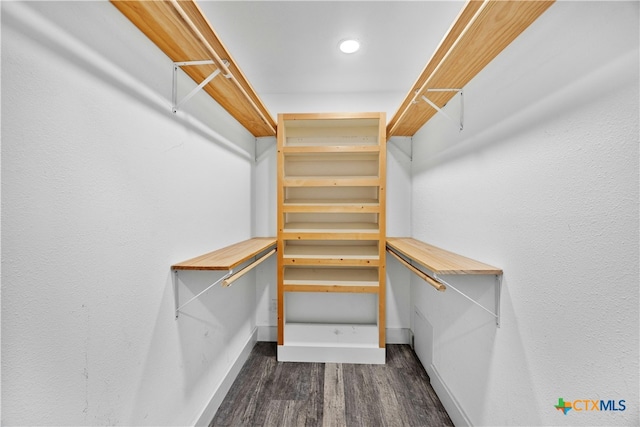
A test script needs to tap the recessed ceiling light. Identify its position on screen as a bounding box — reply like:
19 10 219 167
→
339 39 360 54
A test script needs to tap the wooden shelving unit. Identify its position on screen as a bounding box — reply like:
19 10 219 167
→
386 237 503 326
277 113 387 364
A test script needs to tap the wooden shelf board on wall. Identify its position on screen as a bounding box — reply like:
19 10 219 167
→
111 0 276 137
387 0 554 138
386 237 502 275
172 237 276 270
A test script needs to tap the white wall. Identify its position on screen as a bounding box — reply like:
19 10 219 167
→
408 2 638 426
2 2 258 425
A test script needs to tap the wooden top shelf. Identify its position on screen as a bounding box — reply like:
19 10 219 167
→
386 237 502 275
387 0 554 138
172 237 276 270
111 0 276 137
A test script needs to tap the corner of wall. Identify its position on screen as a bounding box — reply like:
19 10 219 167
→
194 328 258 426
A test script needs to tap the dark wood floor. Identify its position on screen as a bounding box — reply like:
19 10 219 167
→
211 342 453 427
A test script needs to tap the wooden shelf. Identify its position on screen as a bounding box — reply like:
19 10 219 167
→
172 237 276 270
284 267 379 293
283 222 378 233
283 199 379 213
284 152 378 161
283 146 380 154
280 113 382 129
111 0 276 137
283 176 380 187
284 244 379 266
387 0 554 138
286 136 379 147
386 237 502 275
284 198 379 205
284 244 379 259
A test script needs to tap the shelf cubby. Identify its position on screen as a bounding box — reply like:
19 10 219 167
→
283 266 380 293
283 241 379 266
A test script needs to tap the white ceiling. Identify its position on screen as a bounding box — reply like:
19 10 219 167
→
198 1 465 99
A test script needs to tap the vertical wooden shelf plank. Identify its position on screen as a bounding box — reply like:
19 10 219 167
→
276 115 286 346
377 112 387 348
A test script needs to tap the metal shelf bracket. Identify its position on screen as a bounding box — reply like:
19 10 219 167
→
172 59 230 114
420 88 464 131
173 268 232 319
433 273 501 327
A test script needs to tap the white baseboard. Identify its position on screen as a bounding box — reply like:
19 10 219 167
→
257 325 277 341
427 364 472 427
194 328 258 426
412 308 467 426
386 327 412 344
278 344 386 364
256 325 411 345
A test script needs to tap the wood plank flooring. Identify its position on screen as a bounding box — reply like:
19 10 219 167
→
211 343 453 427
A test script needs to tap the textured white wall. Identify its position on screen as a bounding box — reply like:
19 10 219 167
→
2 2 257 425
409 2 639 426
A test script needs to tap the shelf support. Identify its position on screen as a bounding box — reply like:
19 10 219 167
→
173 269 233 319
433 273 501 327
420 88 464 131
387 246 501 327
172 59 230 114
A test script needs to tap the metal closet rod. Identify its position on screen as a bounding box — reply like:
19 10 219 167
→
223 248 276 287
386 248 445 291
